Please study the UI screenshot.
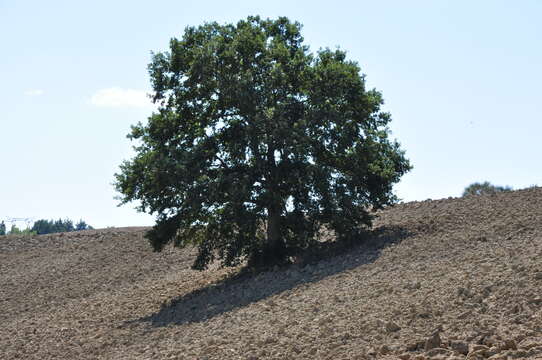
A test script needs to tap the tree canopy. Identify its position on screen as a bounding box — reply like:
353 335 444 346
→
462 181 512 197
31 218 93 235
7 224 36 235
115 16 411 270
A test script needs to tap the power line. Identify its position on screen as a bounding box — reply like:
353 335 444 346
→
5 217 34 228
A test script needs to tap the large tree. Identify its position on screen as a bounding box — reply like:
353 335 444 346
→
115 16 411 270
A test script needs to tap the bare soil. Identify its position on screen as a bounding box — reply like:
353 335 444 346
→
1 187 542 359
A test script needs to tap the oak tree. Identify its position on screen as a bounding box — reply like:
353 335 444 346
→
115 16 411 269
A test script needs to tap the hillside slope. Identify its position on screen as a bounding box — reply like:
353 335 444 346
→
1 187 542 359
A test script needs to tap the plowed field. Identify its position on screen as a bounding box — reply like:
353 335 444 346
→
2 187 542 359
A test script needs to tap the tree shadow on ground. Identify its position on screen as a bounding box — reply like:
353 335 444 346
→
127 225 410 328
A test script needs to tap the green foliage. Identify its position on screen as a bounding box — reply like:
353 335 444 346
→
0 221 6 236
115 16 412 270
462 181 512 197
9 225 20 234
75 219 93 231
8 224 36 235
31 218 93 235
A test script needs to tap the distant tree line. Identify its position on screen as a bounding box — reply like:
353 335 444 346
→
0 221 33 236
0 218 93 236
5 224 36 235
31 218 93 235
463 181 512 197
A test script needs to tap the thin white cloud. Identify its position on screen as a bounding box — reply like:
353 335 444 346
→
24 89 44 96
90 87 152 108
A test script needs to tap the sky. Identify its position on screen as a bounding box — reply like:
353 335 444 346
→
1 0 540 229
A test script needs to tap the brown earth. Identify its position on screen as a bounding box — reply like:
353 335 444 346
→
1 187 542 360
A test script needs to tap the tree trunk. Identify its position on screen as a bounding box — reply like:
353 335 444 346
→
267 204 282 259
264 139 283 263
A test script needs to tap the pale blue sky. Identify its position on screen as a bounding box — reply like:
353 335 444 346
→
1 1 540 228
